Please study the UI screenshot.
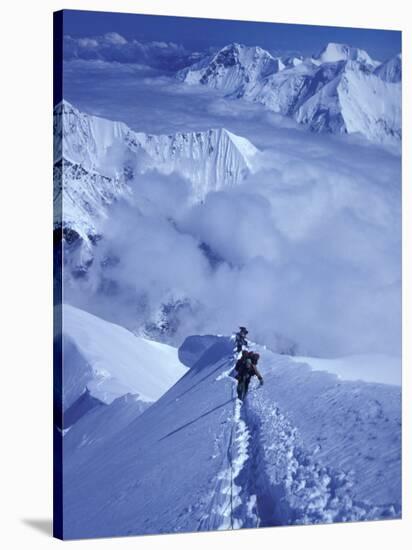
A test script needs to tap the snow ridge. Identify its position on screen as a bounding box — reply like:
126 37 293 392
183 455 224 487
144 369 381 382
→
202 352 399 529
54 101 258 240
60 304 187 412
198 367 255 531
61 336 400 538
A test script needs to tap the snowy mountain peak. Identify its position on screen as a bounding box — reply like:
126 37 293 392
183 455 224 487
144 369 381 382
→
55 102 258 180
178 42 280 94
295 60 401 145
374 53 402 83
314 42 378 67
55 98 78 114
133 125 259 198
54 103 259 243
216 42 274 61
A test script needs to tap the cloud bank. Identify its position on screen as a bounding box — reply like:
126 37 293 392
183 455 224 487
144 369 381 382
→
64 33 198 71
64 59 401 358
68 144 400 358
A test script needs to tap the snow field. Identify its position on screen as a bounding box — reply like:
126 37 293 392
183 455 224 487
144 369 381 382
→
61 304 188 408
200 345 400 529
61 336 400 538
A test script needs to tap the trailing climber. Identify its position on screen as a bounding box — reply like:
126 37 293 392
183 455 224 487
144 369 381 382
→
235 351 263 401
235 326 249 353
234 349 250 373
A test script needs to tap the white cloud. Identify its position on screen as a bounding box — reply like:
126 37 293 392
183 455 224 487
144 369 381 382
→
63 34 193 71
104 32 127 45
77 38 99 48
64 67 401 357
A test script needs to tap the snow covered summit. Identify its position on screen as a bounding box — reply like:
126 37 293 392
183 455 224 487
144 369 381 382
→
178 43 282 94
313 42 379 67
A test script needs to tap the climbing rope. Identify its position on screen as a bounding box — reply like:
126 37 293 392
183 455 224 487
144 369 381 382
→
228 352 239 529
215 349 247 529
228 407 235 529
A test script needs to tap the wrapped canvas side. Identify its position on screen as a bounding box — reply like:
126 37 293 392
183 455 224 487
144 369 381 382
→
53 9 64 541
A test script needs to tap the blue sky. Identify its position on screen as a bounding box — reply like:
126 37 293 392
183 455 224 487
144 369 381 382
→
61 9 401 61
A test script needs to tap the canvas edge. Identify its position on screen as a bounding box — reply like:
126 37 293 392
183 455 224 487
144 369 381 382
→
53 9 64 541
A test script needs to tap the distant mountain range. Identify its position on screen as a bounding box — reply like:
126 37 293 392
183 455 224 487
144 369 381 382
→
54 41 401 251
177 42 401 145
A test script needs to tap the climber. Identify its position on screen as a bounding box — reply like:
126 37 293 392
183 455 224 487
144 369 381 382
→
235 351 263 401
234 349 250 374
235 326 249 353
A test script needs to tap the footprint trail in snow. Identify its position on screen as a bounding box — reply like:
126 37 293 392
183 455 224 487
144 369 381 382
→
205 355 399 530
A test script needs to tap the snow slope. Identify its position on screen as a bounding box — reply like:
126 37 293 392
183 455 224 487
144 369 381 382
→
60 304 188 413
296 62 401 144
374 54 402 83
136 127 258 200
62 336 401 538
290 354 401 386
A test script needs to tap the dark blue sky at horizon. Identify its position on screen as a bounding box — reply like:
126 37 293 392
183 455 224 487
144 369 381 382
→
61 9 401 62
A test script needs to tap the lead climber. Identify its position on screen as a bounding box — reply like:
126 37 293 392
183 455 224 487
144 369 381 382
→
235 326 249 353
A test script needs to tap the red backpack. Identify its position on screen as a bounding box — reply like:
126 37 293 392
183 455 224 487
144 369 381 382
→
236 353 254 377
